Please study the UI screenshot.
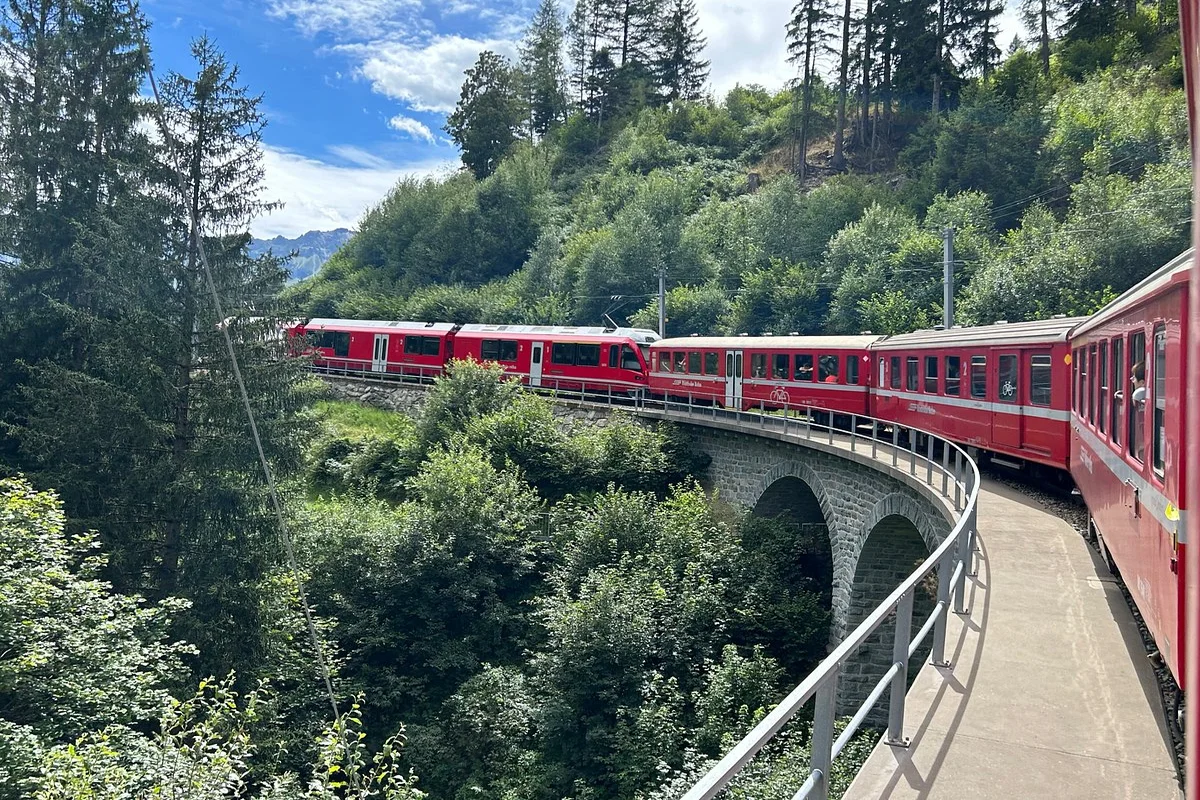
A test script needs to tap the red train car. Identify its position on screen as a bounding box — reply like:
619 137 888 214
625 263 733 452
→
870 318 1082 472
1070 250 1191 687
293 318 454 377
648 335 879 413
453 324 657 393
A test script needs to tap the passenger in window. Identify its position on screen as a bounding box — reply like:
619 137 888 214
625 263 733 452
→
1131 361 1147 405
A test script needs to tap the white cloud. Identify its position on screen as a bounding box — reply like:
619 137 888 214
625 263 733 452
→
254 146 456 238
267 0 424 40
388 114 437 142
339 34 518 113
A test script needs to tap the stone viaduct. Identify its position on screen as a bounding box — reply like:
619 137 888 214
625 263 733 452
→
322 376 955 714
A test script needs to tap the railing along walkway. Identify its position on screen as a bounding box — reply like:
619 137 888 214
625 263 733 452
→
316 364 978 800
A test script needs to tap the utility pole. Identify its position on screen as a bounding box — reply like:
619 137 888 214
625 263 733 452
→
657 264 667 338
943 226 955 329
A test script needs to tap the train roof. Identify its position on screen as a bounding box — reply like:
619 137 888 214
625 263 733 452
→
458 324 660 344
1071 248 1193 337
652 335 882 349
876 316 1087 349
305 318 456 333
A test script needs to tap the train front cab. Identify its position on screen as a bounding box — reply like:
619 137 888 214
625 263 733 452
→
869 319 1079 473
1070 252 1191 687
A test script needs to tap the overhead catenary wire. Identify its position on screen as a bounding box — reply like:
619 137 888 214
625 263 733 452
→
125 1 341 725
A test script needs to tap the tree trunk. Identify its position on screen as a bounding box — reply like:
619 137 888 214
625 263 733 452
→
932 0 944 114
833 0 853 170
860 0 874 148
1039 0 1050 76
799 12 815 182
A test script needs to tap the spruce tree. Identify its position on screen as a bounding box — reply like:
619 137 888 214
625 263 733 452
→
520 0 568 137
149 34 309 675
655 0 708 102
1020 0 1059 75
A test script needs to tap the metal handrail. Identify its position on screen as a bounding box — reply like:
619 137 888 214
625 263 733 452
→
315 364 981 800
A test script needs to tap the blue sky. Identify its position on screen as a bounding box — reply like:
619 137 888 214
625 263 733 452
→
142 0 1021 239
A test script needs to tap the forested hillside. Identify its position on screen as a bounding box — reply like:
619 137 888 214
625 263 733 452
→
288 0 1191 337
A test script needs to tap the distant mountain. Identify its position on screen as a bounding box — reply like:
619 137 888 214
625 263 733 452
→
249 228 353 282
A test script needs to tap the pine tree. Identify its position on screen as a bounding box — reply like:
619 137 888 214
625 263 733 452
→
953 0 1004 78
520 0 568 137
786 0 837 179
832 0 857 169
1020 0 1058 75
446 51 523 178
655 0 708 102
599 0 663 68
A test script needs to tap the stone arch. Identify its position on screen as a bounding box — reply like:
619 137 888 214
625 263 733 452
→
749 469 837 618
838 505 937 717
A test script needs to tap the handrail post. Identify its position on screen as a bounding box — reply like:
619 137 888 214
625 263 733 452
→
759 399 765 427
892 425 899 466
783 402 789 435
941 444 950 495
806 410 812 439
926 436 934 484
811 666 840 800
909 432 917 475
969 503 979 576
871 420 878 458
953 452 963 511
688 391 693 415
932 548 954 668
954 519 971 615
850 414 857 452
888 589 915 746
828 413 834 445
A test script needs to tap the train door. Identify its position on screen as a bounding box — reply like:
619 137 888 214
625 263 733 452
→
372 333 389 373
529 341 544 387
993 351 1022 448
725 350 744 409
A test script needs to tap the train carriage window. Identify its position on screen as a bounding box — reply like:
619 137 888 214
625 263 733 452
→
773 353 789 380
906 357 919 391
819 355 839 383
704 351 719 375
1072 351 1079 414
1111 338 1123 445
970 356 987 399
500 340 517 361
998 355 1018 403
609 345 619 368
945 356 961 396
1153 324 1167 476
847 356 859 385
878 358 885 386
404 335 423 355
1087 345 1097 423
622 345 642 371
924 356 938 393
890 356 900 389
1079 349 1088 419
1128 330 1146 463
673 351 687 372
424 337 441 356
1098 342 1108 432
795 354 814 381
576 343 602 367
1030 354 1052 406
751 353 767 378
660 352 672 372
689 351 702 374
552 342 576 365
313 330 351 357
481 339 500 361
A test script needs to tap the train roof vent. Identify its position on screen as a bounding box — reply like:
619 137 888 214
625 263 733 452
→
993 320 1008 325
1051 313 1066 319
738 332 749 336
933 324 945 330
689 333 699 337
860 330 873 335
790 331 800 335
425 321 436 327
762 332 773 336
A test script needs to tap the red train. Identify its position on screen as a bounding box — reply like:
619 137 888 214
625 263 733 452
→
291 318 658 393
290 251 1194 697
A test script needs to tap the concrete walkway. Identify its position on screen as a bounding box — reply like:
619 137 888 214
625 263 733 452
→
843 478 1180 800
